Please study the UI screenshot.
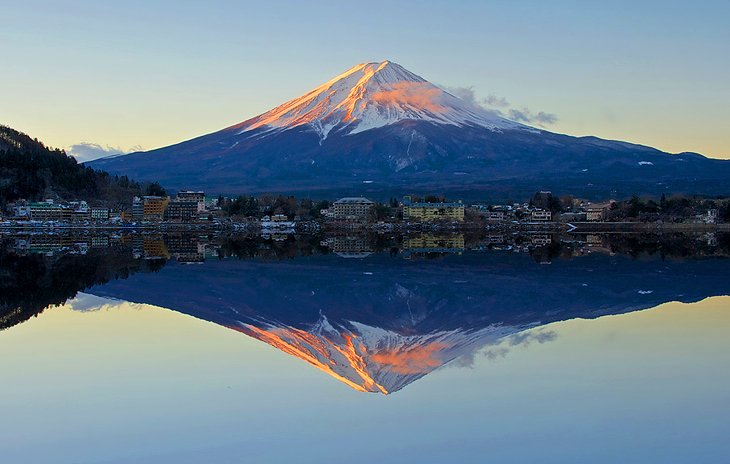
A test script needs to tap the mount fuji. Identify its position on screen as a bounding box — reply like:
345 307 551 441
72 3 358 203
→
89 60 730 200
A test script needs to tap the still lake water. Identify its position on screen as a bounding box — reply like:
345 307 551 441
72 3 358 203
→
1 233 729 463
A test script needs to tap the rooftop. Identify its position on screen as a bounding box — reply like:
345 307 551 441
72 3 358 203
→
333 197 375 205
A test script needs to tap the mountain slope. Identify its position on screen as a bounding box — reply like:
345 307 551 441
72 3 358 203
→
88 61 730 200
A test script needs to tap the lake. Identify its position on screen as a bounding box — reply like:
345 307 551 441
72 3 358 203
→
1 232 729 463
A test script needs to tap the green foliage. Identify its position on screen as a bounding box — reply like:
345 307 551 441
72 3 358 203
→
220 195 260 217
530 191 562 213
144 181 167 197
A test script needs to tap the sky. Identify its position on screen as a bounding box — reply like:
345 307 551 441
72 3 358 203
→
2 0 729 161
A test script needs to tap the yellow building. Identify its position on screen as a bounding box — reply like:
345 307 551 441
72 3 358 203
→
403 198 464 222
142 196 170 221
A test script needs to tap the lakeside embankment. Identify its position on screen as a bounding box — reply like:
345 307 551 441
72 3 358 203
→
1 220 728 235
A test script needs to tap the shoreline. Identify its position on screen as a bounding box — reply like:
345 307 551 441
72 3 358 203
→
0 221 727 234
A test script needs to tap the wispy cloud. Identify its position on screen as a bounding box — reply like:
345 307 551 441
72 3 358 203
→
444 85 558 127
67 142 143 162
450 328 557 368
508 108 558 126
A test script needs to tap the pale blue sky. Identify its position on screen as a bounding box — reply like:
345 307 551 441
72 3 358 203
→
2 0 729 159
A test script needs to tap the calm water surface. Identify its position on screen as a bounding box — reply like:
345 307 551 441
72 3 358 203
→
1 233 729 463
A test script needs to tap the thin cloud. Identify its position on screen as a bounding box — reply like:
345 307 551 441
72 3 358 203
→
67 142 142 162
508 108 558 126
444 85 558 127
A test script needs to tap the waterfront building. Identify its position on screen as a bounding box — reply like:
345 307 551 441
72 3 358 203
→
90 207 110 221
164 201 198 221
13 200 30 219
28 201 69 221
486 211 505 221
402 197 464 222
531 210 552 222
586 203 612 222
176 191 206 212
142 196 170 221
332 197 375 221
132 197 144 221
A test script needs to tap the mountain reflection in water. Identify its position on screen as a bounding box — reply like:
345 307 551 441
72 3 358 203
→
2 231 729 394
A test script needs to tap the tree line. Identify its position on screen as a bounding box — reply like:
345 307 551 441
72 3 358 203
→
0 125 161 209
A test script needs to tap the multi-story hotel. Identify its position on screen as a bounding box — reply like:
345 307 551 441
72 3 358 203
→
176 191 206 212
332 197 375 220
141 196 170 221
165 201 198 221
402 197 464 222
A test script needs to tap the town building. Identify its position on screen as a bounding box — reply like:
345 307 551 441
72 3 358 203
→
12 200 30 219
586 202 613 222
90 207 110 221
332 197 375 221
560 211 587 222
176 191 206 212
402 197 465 222
697 209 719 224
531 210 552 222
271 213 289 222
132 197 144 221
486 211 505 221
68 201 90 222
142 196 170 221
28 201 69 221
164 201 198 221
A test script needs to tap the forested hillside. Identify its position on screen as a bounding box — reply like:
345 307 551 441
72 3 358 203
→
0 125 146 208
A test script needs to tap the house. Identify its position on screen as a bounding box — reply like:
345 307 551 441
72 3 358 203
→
332 197 375 221
271 214 289 222
698 209 719 224
586 202 613 222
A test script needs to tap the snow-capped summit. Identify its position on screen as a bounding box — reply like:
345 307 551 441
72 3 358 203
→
235 60 523 140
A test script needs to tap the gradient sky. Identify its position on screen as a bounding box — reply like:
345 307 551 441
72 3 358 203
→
2 0 729 160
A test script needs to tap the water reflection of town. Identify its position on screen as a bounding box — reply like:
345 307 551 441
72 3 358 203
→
3 229 729 395
4 229 728 263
